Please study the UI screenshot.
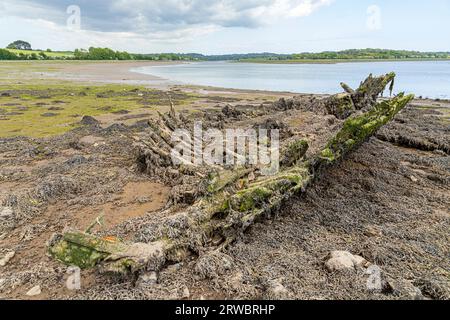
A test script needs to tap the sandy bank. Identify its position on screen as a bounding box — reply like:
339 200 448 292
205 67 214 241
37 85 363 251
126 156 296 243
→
45 61 181 88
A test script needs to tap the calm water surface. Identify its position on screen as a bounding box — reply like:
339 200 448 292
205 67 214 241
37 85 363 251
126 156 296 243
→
132 61 450 99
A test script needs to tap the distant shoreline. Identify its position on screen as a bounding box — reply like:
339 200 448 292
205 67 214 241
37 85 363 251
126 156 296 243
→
238 58 450 64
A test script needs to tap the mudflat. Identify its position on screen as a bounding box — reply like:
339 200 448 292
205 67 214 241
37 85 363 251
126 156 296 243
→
0 61 448 300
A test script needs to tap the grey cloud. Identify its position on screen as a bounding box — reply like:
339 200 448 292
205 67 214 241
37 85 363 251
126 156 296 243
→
2 0 332 34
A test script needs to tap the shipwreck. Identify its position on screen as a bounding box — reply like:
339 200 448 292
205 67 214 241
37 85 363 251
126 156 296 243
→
47 73 414 278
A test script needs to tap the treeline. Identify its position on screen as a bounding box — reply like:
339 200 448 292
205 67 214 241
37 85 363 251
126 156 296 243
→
205 53 292 61
0 49 73 60
246 49 450 61
291 49 450 60
0 49 55 60
0 47 201 61
75 47 200 61
2 47 449 61
186 50 450 61
74 47 199 61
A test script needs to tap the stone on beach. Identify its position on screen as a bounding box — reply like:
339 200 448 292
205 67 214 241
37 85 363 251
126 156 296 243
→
26 285 42 296
0 207 13 218
0 251 15 267
325 251 368 272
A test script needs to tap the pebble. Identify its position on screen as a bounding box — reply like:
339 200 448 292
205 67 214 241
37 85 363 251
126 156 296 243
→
267 278 290 299
137 271 158 287
166 263 183 272
364 225 383 237
181 286 190 299
0 207 13 218
325 251 368 272
26 285 42 296
0 251 15 267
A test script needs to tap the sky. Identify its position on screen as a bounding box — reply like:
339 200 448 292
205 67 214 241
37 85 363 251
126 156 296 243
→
0 0 449 54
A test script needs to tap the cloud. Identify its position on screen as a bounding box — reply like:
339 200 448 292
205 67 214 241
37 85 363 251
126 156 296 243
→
1 0 333 36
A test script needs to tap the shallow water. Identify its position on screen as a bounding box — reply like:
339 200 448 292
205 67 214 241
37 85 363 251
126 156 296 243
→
132 60 450 99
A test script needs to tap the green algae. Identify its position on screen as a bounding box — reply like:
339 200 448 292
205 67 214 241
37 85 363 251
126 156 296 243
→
0 83 195 137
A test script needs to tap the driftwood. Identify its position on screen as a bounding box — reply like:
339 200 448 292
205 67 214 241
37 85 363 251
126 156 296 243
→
48 73 414 276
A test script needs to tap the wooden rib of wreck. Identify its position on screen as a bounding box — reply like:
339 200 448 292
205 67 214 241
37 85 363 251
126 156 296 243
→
48 73 414 276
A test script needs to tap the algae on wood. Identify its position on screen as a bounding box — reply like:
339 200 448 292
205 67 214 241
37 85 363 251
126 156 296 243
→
48 73 414 275
325 72 396 119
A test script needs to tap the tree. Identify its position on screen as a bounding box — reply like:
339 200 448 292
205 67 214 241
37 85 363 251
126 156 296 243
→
39 52 48 60
0 48 19 60
6 40 32 50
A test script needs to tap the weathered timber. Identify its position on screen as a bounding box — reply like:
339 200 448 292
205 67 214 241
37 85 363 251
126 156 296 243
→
48 74 414 276
325 72 396 119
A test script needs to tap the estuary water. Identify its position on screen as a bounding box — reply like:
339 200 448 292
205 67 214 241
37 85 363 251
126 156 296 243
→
132 60 450 99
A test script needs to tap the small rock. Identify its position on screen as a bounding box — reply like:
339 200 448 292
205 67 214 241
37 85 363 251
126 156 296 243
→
136 271 158 287
230 271 244 289
166 263 183 272
26 285 41 296
325 251 368 272
0 207 13 218
41 112 58 117
79 115 99 126
267 278 290 299
0 251 15 267
181 286 190 299
135 196 152 204
364 225 383 237
65 155 88 166
410 176 418 183
48 106 64 111
387 279 424 299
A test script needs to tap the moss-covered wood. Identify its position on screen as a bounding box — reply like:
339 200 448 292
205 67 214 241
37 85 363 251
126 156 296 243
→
325 72 396 119
48 73 414 275
48 232 168 274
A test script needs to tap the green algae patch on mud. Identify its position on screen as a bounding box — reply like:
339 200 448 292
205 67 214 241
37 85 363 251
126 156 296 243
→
0 83 194 138
49 239 109 269
47 231 129 269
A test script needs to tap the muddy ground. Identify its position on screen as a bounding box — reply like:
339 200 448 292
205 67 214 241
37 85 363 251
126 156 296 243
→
0 62 449 300
0 100 448 300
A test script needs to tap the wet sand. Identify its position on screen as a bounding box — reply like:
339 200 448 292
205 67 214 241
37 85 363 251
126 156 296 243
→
45 61 181 88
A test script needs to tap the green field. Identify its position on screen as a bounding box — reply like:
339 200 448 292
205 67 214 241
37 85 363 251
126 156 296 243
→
6 49 74 58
